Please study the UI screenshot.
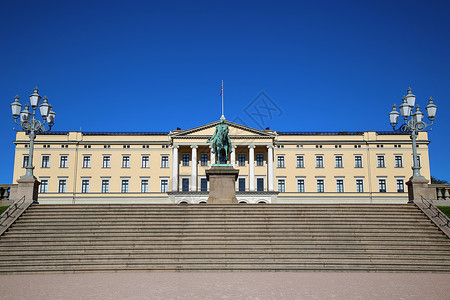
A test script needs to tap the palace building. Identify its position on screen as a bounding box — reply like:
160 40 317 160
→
12 120 431 204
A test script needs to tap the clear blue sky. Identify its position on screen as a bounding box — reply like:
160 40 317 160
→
1 0 449 183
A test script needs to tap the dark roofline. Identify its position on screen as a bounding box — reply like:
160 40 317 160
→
38 131 169 136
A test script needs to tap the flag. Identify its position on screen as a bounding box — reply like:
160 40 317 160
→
219 82 223 96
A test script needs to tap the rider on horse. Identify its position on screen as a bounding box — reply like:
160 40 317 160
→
207 118 232 162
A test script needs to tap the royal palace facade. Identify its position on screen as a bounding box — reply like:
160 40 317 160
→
12 120 431 204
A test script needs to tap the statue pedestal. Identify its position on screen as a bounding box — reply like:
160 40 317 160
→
206 165 239 204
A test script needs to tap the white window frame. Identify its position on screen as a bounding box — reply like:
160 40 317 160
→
59 155 68 168
277 155 285 168
102 155 111 168
141 155 150 168
296 155 305 168
297 178 305 193
39 178 49 193
82 155 91 168
122 155 130 168
160 178 169 193
81 179 90 193
41 155 50 168
335 155 343 168
161 155 169 168
354 155 363 168
315 155 324 168
141 178 149 193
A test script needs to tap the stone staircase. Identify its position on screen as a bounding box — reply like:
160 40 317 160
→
0 204 449 274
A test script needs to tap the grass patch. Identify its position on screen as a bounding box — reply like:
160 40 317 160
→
437 206 450 218
0 206 9 215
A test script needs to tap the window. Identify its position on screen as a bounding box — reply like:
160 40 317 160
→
161 156 169 168
22 155 29 168
316 155 324 168
102 156 111 168
58 179 66 193
335 156 343 168
396 179 404 193
277 156 285 168
200 154 208 166
257 178 264 192
296 155 304 168
377 155 385 168
256 154 264 166
278 179 285 193
182 178 189 192
122 156 130 168
200 178 208 192
356 179 364 193
378 179 387 192
101 180 109 193
141 179 149 193
81 180 89 193
121 180 129 193
317 179 324 193
59 155 68 168
238 154 246 166
41 155 50 168
395 156 403 168
39 179 48 193
82 156 91 168
182 154 190 166
336 179 344 193
354 155 363 168
297 179 305 192
238 178 246 192
141 156 150 168
161 179 168 193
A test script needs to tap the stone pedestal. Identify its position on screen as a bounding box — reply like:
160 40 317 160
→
15 177 40 204
206 166 239 204
407 177 434 203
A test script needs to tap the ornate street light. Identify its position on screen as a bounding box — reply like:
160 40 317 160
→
10 87 56 178
389 88 437 179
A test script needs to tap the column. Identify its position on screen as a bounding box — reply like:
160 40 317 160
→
231 145 237 166
191 145 198 191
249 145 255 191
171 145 179 191
267 145 274 191
210 146 216 165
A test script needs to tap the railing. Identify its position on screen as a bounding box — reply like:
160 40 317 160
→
421 196 450 228
0 185 12 201
429 184 450 201
0 196 26 228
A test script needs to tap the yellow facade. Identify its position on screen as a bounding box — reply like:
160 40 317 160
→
12 120 430 204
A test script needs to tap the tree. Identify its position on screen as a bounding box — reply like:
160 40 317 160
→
431 176 449 184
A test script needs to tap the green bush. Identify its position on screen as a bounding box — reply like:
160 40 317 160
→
437 206 450 218
0 206 9 215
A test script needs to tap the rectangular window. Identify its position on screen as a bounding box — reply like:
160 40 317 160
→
58 179 66 193
182 154 190 166
256 154 264 166
395 156 403 168
141 156 150 168
141 179 149 193
317 179 324 193
356 179 364 193
378 179 387 192
161 156 169 168
278 179 285 193
396 179 404 193
336 179 344 192
121 180 129 193
101 180 109 193
377 155 385 168
200 154 208 166
81 179 89 193
22 155 29 168
41 155 50 168
102 156 111 168
238 178 246 192
316 156 324 168
182 178 189 192
59 155 68 168
200 178 208 192
277 156 285 168
297 179 305 193
82 156 91 168
161 179 168 193
335 156 343 168
39 179 48 193
238 154 246 166
354 155 363 168
122 156 130 168
257 178 264 192
296 155 304 168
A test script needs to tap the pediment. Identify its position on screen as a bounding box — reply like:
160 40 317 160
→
170 120 275 139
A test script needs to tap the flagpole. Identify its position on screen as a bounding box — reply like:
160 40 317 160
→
221 80 224 119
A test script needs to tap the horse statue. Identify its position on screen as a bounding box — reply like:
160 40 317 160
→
207 118 232 163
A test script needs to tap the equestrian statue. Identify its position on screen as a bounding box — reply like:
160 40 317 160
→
207 118 232 164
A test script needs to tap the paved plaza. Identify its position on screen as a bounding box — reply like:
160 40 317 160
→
1 272 449 299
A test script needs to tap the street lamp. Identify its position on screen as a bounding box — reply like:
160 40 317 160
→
10 87 56 179
389 87 437 179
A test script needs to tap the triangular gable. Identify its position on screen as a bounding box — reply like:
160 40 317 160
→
170 120 276 138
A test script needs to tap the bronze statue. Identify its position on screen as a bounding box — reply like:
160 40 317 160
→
207 118 232 163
